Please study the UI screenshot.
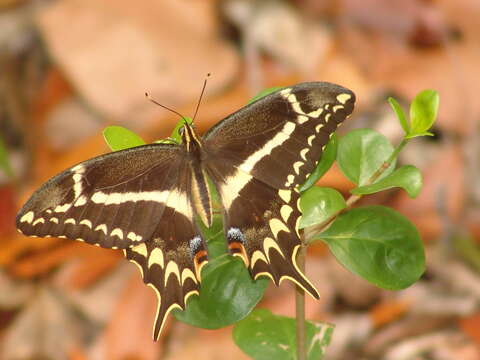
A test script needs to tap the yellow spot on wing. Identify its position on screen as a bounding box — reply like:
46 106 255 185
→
269 218 290 238
127 231 142 242
280 205 293 222
164 261 181 286
32 218 45 226
278 189 291 203
111 228 124 239
54 203 71 213
251 250 269 268
132 243 148 257
263 237 285 261
181 268 198 285
65 218 76 225
300 148 309 161
20 211 34 224
337 93 351 104
148 248 164 269
80 219 92 228
293 161 303 175
308 108 323 118
297 115 309 124
94 224 107 234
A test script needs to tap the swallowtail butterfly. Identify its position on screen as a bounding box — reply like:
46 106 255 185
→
17 82 355 339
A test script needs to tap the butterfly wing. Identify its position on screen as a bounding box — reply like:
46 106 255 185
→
16 143 208 339
124 160 208 340
17 144 183 249
203 82 355 298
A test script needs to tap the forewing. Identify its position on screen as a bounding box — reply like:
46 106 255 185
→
203 82 355 189
16 144 183 249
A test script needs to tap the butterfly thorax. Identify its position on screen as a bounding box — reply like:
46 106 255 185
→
181 122 213 228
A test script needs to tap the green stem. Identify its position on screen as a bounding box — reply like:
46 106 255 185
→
305 138 409 244
295 243 307 360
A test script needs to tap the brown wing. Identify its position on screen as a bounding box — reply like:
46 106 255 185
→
203 82 355 298
125 161 208 339
16 144 184 249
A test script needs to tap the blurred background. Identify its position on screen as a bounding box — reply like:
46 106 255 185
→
1 0 479 359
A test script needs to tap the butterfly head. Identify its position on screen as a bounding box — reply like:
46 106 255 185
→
179 121 202 151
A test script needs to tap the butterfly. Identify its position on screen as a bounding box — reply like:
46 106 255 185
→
16 82 355 339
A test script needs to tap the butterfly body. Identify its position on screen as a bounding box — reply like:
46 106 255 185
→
17 82 355 339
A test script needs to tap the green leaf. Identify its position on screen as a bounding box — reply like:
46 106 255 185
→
248 87 284 104
102 126 146 151
299 187 346 229
350 165 422 198
173 255 268 329
404 131 434 139
317 206 425 290
299 134 338 192
170 117 193 143
233 309 334 360
198 213 227 259
388 97 409 134
409 89 439 137
0 135 13 178
337 129 396 185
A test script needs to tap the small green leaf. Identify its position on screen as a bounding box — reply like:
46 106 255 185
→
170 117 193 143
0 135 13 178
351 165 422 198
299 187 346 229
337 129 396 185
388 97 409 134
102 126 146 151
404 131 434 139
409 89 439 137
316 206 425 290
173 255 268 329
233 309 334 360
248 87 284 104
299 134 338 192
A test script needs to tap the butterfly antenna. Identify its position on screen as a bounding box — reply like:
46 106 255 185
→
192 73 211 122
145 92 187 121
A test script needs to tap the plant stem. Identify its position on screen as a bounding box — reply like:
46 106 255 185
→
294 137 410 357
305 138 409 244
295 243 307 360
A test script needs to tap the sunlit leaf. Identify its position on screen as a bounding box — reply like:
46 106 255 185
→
351 165 422 198
233 309 333 360
102 126 146 151
388 97 409 134
173 255 268 329
316 206 425 290
409 89 439 138
299 187 346 229
337 129 396 185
